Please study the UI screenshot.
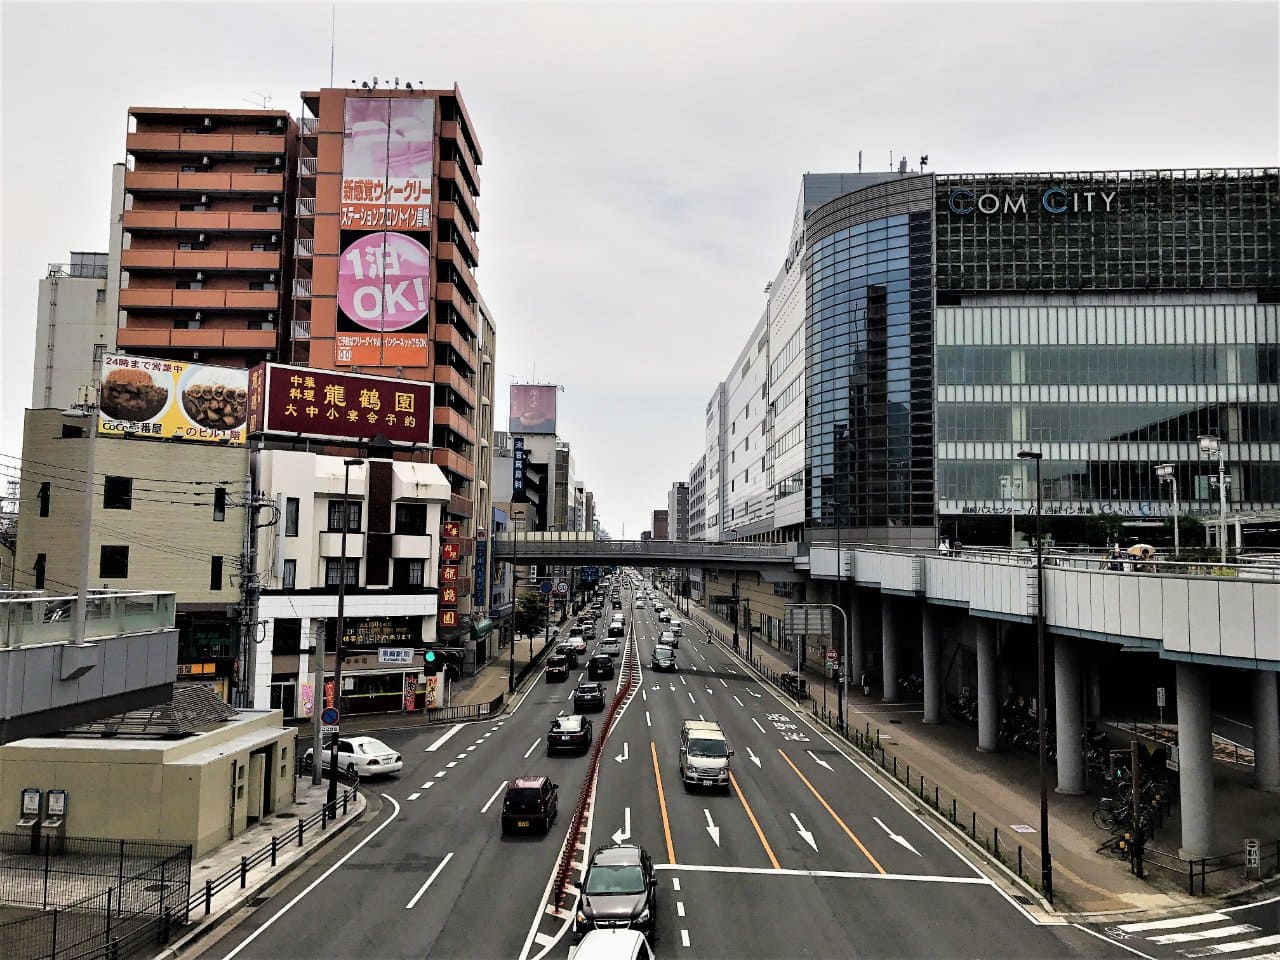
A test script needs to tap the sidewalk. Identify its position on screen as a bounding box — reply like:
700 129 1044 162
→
683 601 1193 918
159 776 367 957
451 629 556 707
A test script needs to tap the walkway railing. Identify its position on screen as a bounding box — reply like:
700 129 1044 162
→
0 591 176 649
492 533 796 564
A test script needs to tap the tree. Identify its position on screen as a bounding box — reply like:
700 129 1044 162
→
514 593 548 639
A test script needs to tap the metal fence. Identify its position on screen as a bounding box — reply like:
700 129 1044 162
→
0 834 191 960
423 692 505 725
1141 838 1280 895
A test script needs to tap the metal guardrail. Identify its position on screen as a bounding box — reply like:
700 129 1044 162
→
423 692 505 724
0 591 176 649
492 534 796 563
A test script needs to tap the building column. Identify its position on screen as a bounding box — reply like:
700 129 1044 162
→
847 589 864 694
922 604 943 724
1086 657 1103 722
975 618 998 753
1176 661 1216 859
1053 634 1085 795
881 597 898 703
1254 670 1280 793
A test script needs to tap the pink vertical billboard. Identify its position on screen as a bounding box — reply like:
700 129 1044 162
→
340 97 434 232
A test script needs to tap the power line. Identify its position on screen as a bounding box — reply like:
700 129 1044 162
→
0 451 247 488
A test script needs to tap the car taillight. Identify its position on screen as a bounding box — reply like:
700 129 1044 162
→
368 758 380 765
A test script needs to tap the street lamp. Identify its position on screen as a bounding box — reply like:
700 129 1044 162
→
328 457 364 808
1017 448 1053 904
1155 464 1180 558
61 403 98 645
1197 435 1228 564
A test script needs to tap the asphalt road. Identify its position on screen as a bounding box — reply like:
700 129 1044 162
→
189 574 1127 960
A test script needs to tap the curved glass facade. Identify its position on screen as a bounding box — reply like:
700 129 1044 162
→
805 205 934 539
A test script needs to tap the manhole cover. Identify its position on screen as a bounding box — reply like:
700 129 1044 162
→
1012 895 1032 905
276 812 298 819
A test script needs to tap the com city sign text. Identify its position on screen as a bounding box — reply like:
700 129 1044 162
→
947 187 1118 216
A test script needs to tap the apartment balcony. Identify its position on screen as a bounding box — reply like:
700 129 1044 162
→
440 121 481 192
295 238 314 258
297 197 316 217
432 448 475 481
446 492 474 519
437 203 479 264
432 323 476 371
291 318 312 341
121 249 281 272
434 405 477 445
294 279 312 299
436 243 477 299
298 156 318 177
126 171 283 195
391 535 433 560
299 117 319 137
434 283 476 336
123 210 281 234
432 365 476 409
439 162 479 230
119 288 278 311
319 531 365 559
114 326 278 352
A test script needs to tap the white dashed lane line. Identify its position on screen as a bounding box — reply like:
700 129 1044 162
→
681 930 691 947
688 692 696 704
524 739 541 758
734 696 744 707
751 718 765 734
434 770 447 778
446 761 458 768
407 792 421 801
677 901 686 917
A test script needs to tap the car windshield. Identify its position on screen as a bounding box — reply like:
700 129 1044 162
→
584 863 646 896
689 738 728 758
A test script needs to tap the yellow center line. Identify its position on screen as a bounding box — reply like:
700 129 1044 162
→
777 749 886 874
651 741 676 865
728 771 781 870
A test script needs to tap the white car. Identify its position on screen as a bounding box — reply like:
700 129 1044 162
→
303 735 402 779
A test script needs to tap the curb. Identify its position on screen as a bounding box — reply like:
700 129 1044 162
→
151 791 371 960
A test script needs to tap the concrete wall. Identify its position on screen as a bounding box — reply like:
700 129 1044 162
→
0 710 295 856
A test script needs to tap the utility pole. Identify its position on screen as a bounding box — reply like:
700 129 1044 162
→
328 458 363 808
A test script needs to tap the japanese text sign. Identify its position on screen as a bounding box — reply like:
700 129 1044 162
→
249 363 433 447
341 97 434 232
98 353 248 446
336 230 431 368
441 542 461 562
441 521 461 539
439 610 458 628
512 437 526 496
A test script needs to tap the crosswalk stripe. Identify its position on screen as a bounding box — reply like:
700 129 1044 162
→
1118 913 1230 932
1148 924 1258 945
1182 934 1280 957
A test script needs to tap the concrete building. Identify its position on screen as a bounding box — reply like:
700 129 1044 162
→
251 449 451 718
667 481 690 541
721 311 772 541
651 509 669 541
0 686 295 856
688 455 706 542
703 384 726 542
14 409 248 699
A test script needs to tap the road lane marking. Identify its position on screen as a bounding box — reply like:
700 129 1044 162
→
533 932 556 948
455 753 467 760
745 746 761 767
646 711 652 727
405 851 454 909
751 717 765 733
426 724 465 752
677 901 686 917
1072 924 1161 960
792 813 818 851
806 751 834 771
688 692 696 704
1181 935 1280 955
221 795 401 959
680 676 687 686
778 749 885 874
671 878 680 891
524 739 541 758
467 746 477 752
734 696 745 707
728 771 780 870
652 863 991 883
434 770 447 778
681 930 690 947
407 792 421 801
1149 925 1259 945
720 678 728 687
446 761 458 768
652 741 677 865
481 780 509 814
873 816 921 856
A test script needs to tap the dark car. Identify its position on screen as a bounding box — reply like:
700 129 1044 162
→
555 643 580 668
612 599 622 609
501 776 559 835
650 644 677 672
587 653 615 681
574 681 606 713
584 622 598 640
574 843 657 942
547 714 593 754
546 654 570 682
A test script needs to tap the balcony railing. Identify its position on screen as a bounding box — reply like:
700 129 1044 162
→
293 279 312 298
295 237 314 257
299 117 319 136
1 590 177 649
296 197 316 217
298 156 318 176
291 319 312 340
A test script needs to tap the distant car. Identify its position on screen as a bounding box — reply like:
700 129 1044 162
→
608 621 625 638
574 843 657 942
500 776 559 835
612 599 622 609
574 681 606 713
547 653 571 682
547 714 593 754
670 621 683 636
587 653 615 681
634 600 646 609
556 644 580 668
302 736 402 779
660 630 678 650
572 929 654 960
598 637 621 658
584 623 598 639
650 644 677 672
657 611 672 623
569 636 589 656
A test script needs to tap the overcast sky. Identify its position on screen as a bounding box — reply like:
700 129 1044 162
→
2 0 1276 538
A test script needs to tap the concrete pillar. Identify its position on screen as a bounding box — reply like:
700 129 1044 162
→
922 604 943 724
1176 661 1216 859
1053 634 1085 795
975 618 998 752
1086 658 1103 722
847 590 864 692
1254 670 1280 793
881 598 898 703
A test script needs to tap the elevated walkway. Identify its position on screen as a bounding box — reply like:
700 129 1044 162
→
491 533 798 573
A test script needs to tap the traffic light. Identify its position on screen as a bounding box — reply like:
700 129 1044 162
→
424 649 440 676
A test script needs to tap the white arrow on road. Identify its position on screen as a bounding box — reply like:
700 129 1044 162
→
747 689 762 698
612 807 632 845
873 817 921 856
745 745 761 768
705 687 713 696
615 742 629 764
791 813 818 852
704 809 720 846
806 750 833 771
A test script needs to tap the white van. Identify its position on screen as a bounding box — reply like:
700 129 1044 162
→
570 929 653 960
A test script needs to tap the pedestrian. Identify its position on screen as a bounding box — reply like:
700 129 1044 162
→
938 538 951 555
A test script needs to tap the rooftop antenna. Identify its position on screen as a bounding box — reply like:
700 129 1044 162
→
858 149 862 173
242 92 272 109
920 154 929 172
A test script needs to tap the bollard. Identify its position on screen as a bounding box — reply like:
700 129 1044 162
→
919 775 925 799
1018 845 1023 878
893 757 897 778
934 785 939 809
993 827 1000 860
905 763 910 786
297 819 305 847
205 879 213 916
322 803 328 830
271 836 278 868
240 856 248 888
951 798 957 823
160 907 171 945
971 811 977 837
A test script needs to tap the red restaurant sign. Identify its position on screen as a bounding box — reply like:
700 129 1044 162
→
248 363 433 447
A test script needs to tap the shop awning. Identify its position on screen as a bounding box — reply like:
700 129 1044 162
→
470 619 494 641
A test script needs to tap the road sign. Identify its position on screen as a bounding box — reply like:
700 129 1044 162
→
555 580 569 596
321 724 339 735
826 646 838 662
784 605 831 636
1155 687 1166 707
540 581 554 595
320 707 339 726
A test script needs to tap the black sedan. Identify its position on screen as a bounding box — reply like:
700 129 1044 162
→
546 653 570 683
650 644 677 672
587 652 615 680
573 681 606 713
574 843 657 942
546 714 593 754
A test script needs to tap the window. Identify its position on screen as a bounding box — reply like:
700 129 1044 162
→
395 502 428 535
282 559 297 589
407 559 425 585
38 482 50 517
324 558 359 586
103 476 132 510
327 499 362 532
93 343 107 366
283 497 300 536
178 242 195 251
273 618 302 654
100 545 129 579
96 289 106 303
178 203 208 213
249 281 277 291
213 486 226 521
33 553 46 589
210 556 223 591
251 243 267 252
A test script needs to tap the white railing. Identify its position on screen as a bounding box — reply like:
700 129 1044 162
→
298 156 317 176
294 237 314 257
296 197 316 217
0 590 176 649
299 117 318 136
293 279 312 298
291 319 311 340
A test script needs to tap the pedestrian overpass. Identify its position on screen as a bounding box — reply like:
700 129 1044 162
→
490 533 800 575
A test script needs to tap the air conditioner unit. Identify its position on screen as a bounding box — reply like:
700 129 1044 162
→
270 234 279 244
194 312 203 321
202 117 212 128
197 233 206 243
267 311 276 322
273 157 282 167
200 194 208 204
200 155 210 166
272 195 280 204
269 272 277 282
274 117 284 129
195 272 205 281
